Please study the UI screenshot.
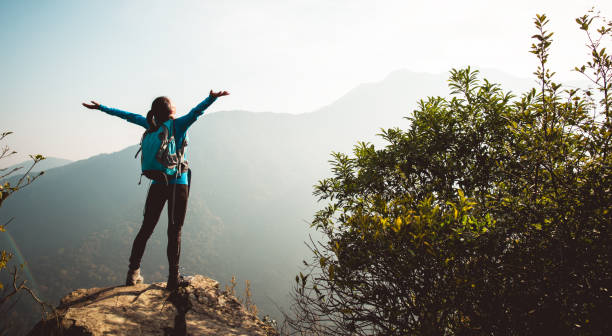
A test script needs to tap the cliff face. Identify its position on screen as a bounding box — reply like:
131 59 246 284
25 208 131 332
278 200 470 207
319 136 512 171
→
27 275 277 336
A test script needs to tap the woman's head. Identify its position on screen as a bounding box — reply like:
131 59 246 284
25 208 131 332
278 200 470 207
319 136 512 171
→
146 96 176 130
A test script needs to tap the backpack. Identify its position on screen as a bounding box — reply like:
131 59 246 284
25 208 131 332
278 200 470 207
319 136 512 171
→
135 119 188 185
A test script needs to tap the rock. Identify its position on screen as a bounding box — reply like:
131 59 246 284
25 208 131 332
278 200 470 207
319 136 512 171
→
27 275 278 336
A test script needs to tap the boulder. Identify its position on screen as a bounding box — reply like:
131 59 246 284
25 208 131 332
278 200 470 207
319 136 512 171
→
28 275 277 336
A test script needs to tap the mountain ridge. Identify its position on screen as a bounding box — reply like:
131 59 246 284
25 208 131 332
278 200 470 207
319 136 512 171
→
1 68 540 332
0 157 72 173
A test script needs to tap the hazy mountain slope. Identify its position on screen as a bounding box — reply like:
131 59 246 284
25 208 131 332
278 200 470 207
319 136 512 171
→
1 69 534 328
1 157 72 173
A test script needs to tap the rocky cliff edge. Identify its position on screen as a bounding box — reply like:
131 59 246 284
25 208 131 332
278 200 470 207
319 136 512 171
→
27 275 278 336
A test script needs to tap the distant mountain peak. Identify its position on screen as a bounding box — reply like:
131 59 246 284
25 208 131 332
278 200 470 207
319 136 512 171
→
382 68 446 81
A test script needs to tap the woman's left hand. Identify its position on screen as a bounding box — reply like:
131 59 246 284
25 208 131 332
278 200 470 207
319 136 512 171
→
209 90 230 98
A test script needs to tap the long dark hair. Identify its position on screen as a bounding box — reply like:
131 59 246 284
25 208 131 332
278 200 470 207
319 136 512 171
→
146 96 172 131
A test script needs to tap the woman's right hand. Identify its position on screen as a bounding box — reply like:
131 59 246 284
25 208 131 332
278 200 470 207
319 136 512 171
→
82 101 101 110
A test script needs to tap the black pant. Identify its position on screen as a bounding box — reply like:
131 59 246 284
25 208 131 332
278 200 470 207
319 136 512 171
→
128 183 189 275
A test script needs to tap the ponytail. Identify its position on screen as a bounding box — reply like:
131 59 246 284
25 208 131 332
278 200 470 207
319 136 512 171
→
146 110 158 131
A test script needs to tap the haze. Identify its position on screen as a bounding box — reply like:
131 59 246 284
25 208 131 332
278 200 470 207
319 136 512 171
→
1 0 608 165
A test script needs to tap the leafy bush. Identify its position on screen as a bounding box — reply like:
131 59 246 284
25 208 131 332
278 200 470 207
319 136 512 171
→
289 12 611 335
0 132 50 335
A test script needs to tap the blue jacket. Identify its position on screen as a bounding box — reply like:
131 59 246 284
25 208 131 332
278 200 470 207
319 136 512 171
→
99 95 217 184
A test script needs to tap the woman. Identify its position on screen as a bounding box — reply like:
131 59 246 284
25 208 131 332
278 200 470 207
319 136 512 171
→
82 90 229 290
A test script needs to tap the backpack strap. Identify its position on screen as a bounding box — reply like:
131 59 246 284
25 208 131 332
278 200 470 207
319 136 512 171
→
172 120 189 174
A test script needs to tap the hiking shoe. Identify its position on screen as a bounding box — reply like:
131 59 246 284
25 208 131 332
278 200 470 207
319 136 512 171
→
126 268 144 286
166 274 190 291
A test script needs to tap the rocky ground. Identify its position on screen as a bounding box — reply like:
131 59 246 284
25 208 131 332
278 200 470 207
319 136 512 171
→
27 275 278 336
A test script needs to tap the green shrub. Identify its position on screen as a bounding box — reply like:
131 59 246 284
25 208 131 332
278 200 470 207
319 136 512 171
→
289 12 611 336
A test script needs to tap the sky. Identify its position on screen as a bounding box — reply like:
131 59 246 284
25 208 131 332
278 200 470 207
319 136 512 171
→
0 0 610 166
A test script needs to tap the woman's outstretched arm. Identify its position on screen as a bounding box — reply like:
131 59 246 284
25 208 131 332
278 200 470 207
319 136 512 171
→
175 90 229 133
82 100 148 129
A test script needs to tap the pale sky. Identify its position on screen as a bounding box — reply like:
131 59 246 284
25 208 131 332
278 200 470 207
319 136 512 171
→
1 0 609 165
